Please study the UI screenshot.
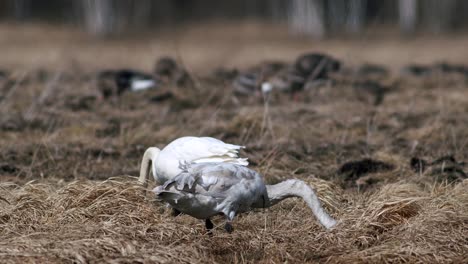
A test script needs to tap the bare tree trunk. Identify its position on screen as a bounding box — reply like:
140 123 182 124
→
423 0 457 33
270 0 288 22
4 0 467 36
13 0 31 20
453 0 468 29
81 0 116 36
288 0 325 38
399 0 418 34
327 0 347 33
346 0 367 34
130 0 152 28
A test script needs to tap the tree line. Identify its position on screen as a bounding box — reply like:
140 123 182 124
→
0 0 466 37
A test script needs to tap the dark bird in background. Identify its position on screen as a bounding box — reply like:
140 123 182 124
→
232 53 341 100
97 69 158 99
294 53 341 80
115 70 156 93
232 72 260 96
154 57 178 80
154 56 193 87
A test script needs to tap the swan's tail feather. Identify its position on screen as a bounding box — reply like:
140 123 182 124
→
193 157 249 166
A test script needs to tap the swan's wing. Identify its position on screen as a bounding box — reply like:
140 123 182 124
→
166 163 262 197
153 164 220 200
164 137 248 166
194 163 266 214
162 162 221 192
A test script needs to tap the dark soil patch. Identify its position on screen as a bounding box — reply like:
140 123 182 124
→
411 155 467 182
0 163 19 174
338 158 395 181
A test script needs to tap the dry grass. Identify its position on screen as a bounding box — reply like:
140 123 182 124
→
0 178 465 263
0 23 467 263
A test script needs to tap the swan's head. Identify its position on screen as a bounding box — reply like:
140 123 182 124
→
324 218 338 230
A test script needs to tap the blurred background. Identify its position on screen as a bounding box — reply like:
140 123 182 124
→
0 0 466 71
1 0 467 72
1 0 467 37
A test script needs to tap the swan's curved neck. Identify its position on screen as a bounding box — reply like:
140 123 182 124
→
138 147 161 185
265 179 337 229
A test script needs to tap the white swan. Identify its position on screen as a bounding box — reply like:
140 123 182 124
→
138 137 248 186
153 162 337 233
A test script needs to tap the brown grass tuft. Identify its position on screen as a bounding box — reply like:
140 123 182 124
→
0 178 466 263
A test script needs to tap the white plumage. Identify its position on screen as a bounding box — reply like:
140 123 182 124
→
154 162 337 233
130 79 156 91
261 82 273 94
138 137 248 185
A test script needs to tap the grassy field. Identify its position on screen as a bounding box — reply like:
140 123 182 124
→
0 22 467 263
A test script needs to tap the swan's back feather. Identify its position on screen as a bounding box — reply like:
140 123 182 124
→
154 137 248 183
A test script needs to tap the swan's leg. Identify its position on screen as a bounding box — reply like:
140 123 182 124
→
224 211 235 233
172 208 181 217
205 219 214 230
224 221 234 233
205 219 214 235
